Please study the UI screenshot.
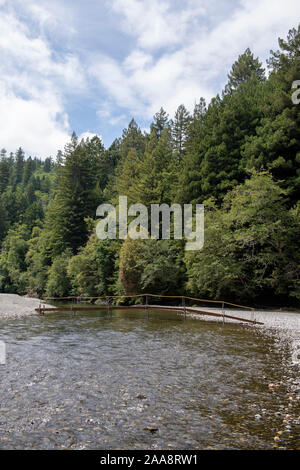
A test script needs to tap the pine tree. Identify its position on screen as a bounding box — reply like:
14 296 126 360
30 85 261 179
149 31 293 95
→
43 157 53 173
179 69 265 204
41 138 102 259
150 107 170 138
56 150 63 165
119 119 146 161
243 25 300 204
0 199 8 241
0 158 10 194
268 24 300 71
14 147 25 186
225 48 265 93
0 148 7 160
115 148 142 204
171 104 190 160
22 157 35 185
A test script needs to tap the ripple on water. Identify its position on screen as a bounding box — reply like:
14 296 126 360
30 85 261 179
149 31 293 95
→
0 309 299 450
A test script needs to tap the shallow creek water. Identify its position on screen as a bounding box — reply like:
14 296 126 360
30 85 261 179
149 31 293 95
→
0 308 299 449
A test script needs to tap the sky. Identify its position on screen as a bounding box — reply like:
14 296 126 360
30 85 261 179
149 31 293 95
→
0 0 300 158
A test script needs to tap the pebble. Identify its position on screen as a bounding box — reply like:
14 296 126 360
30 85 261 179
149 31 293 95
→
136 394 147 400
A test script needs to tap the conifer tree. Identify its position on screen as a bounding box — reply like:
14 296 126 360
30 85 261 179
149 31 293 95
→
150 107 170 138
14 147 25 186
41 138 103 259
171 104 190 160
225 48 265 93
0 158 10 194
119 119 146 161
243 25 300 204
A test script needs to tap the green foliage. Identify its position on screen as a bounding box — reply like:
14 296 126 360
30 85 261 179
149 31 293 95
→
41 137 106 259
268 24 300 71
119 237 145 294
25 227 49 296
242 26 300 204
150 107 170 138
0 158 10 194
0 225 29 294
0 199 8 241
185 172 300 304
1 24 300 306
46 250 72 298
179 75 265 204
171 104 190 160
137 240 185 295
134 128 179 206
115 148 142 205
120 237 184 295
119 119 146 161
67 235 120 296
226 48 265 93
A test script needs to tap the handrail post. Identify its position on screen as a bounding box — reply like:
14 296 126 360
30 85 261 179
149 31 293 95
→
145 295 149 319
182 296 186 321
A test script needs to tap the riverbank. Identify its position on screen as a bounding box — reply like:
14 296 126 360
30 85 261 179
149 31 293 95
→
190 307 300 342
0 294 50 319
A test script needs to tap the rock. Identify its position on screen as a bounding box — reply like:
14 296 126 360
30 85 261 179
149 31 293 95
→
136 394 147 400
255 414 262 420
144 427 158 434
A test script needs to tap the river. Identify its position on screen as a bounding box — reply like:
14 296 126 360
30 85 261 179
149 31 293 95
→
0 308 299 449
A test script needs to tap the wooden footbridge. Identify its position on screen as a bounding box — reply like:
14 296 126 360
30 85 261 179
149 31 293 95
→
36 294 263 325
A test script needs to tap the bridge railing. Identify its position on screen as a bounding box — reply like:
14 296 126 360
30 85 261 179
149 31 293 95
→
43 293 254 311
40 294 262 325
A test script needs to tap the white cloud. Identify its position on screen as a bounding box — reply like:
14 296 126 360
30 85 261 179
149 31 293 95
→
108 115 128 126
90 56 142 114
1 0 300 154
0 89 70 157
92 0 300 120
14 0 76 36
96 103 128 127
0 11 85 92
23 3 57 29
0 6 86 157
110 0 205 50
79 131 103 142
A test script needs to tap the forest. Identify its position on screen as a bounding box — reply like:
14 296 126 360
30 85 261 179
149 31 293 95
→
0 25 300 307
